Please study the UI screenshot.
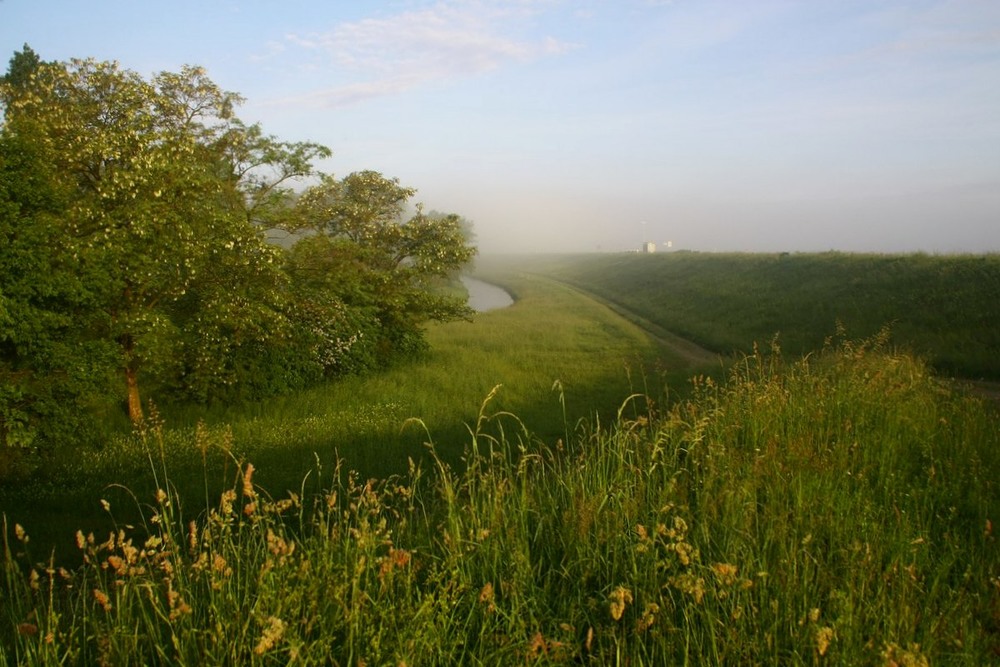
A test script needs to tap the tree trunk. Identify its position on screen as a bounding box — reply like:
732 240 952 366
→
119 331 144 424
125 364 143 424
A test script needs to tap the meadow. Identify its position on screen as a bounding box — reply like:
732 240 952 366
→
2 253 999 664
0 270 704 561
491 251 1000 380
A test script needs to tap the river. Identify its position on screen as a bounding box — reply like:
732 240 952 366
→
461 276 514 312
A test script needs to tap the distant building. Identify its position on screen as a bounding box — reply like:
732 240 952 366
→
642 241 656 254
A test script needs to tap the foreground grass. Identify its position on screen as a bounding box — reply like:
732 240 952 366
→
0 271 706 559
3 335 998 664
491 252 1000 380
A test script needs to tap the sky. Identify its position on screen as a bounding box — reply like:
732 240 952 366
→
2 0 999 254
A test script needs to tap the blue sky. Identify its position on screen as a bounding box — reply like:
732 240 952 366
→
2 0 998 253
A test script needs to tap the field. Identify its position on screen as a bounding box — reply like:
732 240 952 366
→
2 253 999 664
490 251 1000 380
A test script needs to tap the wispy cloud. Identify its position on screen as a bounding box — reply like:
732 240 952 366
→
268 1 575 108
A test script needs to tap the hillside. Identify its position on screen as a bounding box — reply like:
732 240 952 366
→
477 252 1000 380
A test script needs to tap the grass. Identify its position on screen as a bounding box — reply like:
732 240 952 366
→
0 268 711 560
2 333 998 664
2 252 999 663
491 251 1000 380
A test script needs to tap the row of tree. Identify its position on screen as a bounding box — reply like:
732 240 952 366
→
0 46 476 450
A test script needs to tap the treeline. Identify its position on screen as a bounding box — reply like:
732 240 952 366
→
0 46 476 450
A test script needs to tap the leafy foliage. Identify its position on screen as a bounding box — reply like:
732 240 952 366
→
0 48 476 452
286 170 476 362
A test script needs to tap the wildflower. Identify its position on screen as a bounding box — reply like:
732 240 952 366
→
609 586 633 621
673 541 696 566
122 541 139 565
266 529 296 563
167 586 193 621
636 524 650 553
391 547 411 569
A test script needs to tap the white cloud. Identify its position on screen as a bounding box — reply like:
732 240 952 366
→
272 1 575 108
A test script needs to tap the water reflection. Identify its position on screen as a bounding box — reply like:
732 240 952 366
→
461 276 514 312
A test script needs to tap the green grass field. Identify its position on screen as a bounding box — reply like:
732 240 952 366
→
2 253 999 664
489 251 1000 380
0 268 713 559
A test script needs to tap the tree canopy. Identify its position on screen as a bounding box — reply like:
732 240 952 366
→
0 47 476 450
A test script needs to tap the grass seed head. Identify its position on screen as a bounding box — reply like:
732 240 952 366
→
242 463 256 498
92 588 112 612
609 586 633 621
816 626 835 656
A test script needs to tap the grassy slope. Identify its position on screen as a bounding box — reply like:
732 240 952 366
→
3 254 999 663
4 327 998 664
487 252 1000 380
0 269 713 559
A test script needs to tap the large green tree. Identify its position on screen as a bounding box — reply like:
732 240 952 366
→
286 170 477 360
1 49 477 451
0 57 304 425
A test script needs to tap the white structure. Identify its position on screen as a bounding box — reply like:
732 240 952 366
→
642 241 656 253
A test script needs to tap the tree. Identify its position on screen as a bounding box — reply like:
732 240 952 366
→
0 94 114 449
0 44 42 105
286 170 477 362
216 120 331 227
1 50 478 449
0 58 300 424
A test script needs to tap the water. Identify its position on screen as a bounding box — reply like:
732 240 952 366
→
461 276 514 312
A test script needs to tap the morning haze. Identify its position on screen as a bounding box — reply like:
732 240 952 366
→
2 0 998 254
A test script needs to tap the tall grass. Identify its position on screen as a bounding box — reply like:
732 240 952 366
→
4 335 997 664
0 270 708 560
